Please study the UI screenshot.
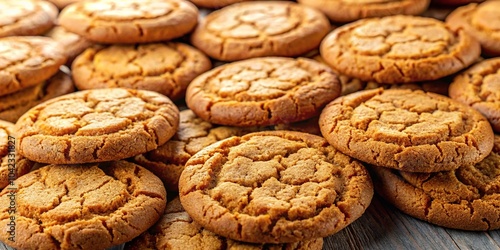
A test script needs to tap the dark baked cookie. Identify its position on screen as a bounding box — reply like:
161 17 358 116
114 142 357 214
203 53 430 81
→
0 161 167 249
15 88 179 164
179 131 373 243
0 0 58 37
319 88 494 172
186 57 341 126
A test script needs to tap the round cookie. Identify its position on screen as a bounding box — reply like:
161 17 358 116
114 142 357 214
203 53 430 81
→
191 1 330 61
45 25 94 65
72 43 212 101
46 0 82 9
319 88 494 172
0 161 167 249
0 0 58 37
297 0 430 23
133 109 265 191
0 120 34 190
15 88 180 164
189 0 256 8
0 70 75 123
446 1 500 57
449 58 500 132
320 15 480 84
0 36 67 97
125 197 324 250
179 131 374 243
370 135 500 230
186 57 341 126
58 0 199 44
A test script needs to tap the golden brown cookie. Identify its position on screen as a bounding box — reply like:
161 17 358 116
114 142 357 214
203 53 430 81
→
0 70 75 123
432 0 485 6
58 0 199 44
0 120 34 190
133 109 265 191
189 0 255 8
370 135 500 230
179 131 373 243
446 1 500 57
0 161 167 249
0 0 58 37
72 43 212 101
297 0 430 23
15 88 179 164
449 58 500 132
319 88 494 172
191 1 330 61
0 36 67 97
186 57 341 126
45 25 94 65
125 197 324 250
46 0 81 9
320 15 480 84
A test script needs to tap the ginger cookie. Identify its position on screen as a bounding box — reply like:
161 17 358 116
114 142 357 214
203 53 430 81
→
186 57 341 126
432 0 484 6
134 109 264 191
0 0 58 37
191 1 330 61
179 131 373 243
189 0 256 8
320 15 480 84
446 1 500 57
449 58 500 132
58 0 199 44
15 88 179 164
45 26 94 65
72 43 211 101
0 120 34 190
319 88 494 172
0 161 167 249
297 0 430 23
0 36 67 97
370 135 500 230
0 70 75 123
125 197 324 250
46 0 82 9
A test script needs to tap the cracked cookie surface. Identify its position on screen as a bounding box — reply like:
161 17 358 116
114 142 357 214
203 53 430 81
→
320 15 480 83
179 131 374 243
15 88 179 164
446 1 500 57
185 57 341 126
125 197 324 250
58 0 199 44
297 0 430 23
134 109 264 191
319 88 494 172
0 70 75 123
0 0 58 37
449 58 500 133
0 160 167 249
370 135 500 230
72 43 211 102
191 1 330 61
0 36 67 97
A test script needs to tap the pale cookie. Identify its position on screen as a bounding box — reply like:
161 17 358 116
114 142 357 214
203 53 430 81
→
134 109 264 191
319 88 494 172
191 1 330 61
0 120 34 190
0 161 167 249
0 70 75 123
370 135 500 230
0 36 67 97
186 57 341 126
15 88 179 164
297 0 430 23
446 1 500 57
58 0 199 44
320 15 480 84
179 131 374 243
125 197 324 250
72 43 212 101
449 58 500 132
46 0 82 9
45 26 94 65
0 0 58 37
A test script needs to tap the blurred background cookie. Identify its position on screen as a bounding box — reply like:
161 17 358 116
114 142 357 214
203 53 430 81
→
0 0 57 37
